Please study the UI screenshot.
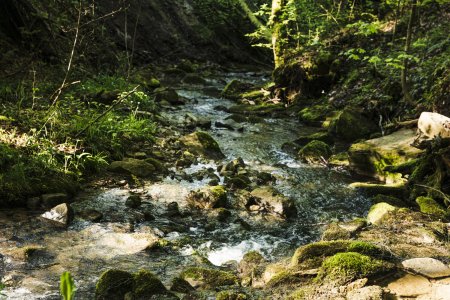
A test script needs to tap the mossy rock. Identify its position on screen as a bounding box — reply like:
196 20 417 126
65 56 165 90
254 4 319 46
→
371 194 408 207
367 202 398 225
154 88 184 105
238 251 265 277
294 131 333 147
133 270 168 299
350 182 407 198
298 104 332 126
186 185 227 209
180 267 239 289
321 223 351 241
416 197 447 219
298 140 332 163
179 131 225 160
144 157 169 175
228 103 285 116
216 290 248 300
328 109 378 142
222 80 255 100
291 240 387 269
317 252 393 283
95 269 134 300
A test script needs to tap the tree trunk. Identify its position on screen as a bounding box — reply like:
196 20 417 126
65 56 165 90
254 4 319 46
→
270 0 285 68
401 0 417 104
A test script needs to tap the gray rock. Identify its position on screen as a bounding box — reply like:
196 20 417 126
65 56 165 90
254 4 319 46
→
41 193 68 208
249 186 297 219
401 258 450 279
186 185 227 209
346 285 384 300
40 203 74 227
126 195 142 209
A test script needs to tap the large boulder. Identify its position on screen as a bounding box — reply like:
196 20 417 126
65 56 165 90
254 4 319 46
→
348 128 424 182
186 185 227 209
298 140 332 164
179 131 225 160
246 186 297 219
108 158 155 178
40 203 74 227
328 109 378 142
154 88 184 105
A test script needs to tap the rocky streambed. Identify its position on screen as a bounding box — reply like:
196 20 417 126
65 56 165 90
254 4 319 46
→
1 70 449 300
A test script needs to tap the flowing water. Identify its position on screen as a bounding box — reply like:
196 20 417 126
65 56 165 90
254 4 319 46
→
0 71 370 299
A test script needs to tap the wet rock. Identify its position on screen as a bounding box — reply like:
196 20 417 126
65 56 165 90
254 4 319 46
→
215 121 235 130
7 245 46 262
216 290 249 300
166 202 181 217
350 182 407 198
256 172 275 185
321 222 352 241
348 128 423 182
222 79 255 100
109 158 156 178
294 131 333 147
40 203 74 227
401 258 450 278
41 193 68 208
179 131 225 160
154 88 184 105
176 151 196 167
143 210 156 221
186 185 227 209
212 208 231 222
79 209 103 222
225 175 251 190
328 108 378 142
170 277 195 293
298 140 332 163
185 114 212 130
346 285 385 300
180 267 239 289
144 157 169 175
133 270 172 299
367 202 397 225
248 186 297 219
126 195 142 209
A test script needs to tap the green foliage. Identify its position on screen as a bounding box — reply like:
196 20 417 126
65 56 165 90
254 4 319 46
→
60 271 76 300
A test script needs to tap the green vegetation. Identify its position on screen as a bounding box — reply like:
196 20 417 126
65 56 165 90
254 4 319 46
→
180 267 239 289
60 272 75 300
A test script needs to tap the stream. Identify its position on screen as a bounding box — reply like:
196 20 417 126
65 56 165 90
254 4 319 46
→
0 71 371 299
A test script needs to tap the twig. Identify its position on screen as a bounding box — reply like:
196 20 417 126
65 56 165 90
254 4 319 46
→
51 0 83 106
75 85 139 137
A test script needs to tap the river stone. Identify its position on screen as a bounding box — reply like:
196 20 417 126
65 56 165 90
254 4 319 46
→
249 186 297 219
95 269 134 300
367 202 397 225
346 285 384 300
222 79 255 100
41 193 68 208
125 195 142 209
154 88 184 105
387 274 431 297
186 185 227 209
179 131 225 160
109 158 155 178
348 128 423 182
179 267 238 289
40 203 74 227
401 258 450 278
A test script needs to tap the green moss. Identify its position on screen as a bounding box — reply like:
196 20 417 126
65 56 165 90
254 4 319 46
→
180 131 225 160
170 277 194 293
144 157 168 175
266 271 302 288
216 290 248 300
95 269 134 300
298 104 331 125
298 140 332 163
291 240 350 268
180 267 238 289
133 270 167 298
318 252 392 283
416 196 447 219
242 251 264 264
321 223 351 241
350 182 407 198
228 103 284 116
